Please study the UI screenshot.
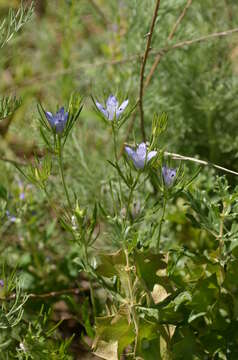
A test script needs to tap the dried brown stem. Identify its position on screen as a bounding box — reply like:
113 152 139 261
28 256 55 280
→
6 27 238 96
145 0 192 88
88 0 109 27
121 28 238 154
224 0 233 23
0 286 91 301
168 0 193 40
164 151 238 176
153 28 238 57
122 0 193 154
0 155 27 167
139 0 161 141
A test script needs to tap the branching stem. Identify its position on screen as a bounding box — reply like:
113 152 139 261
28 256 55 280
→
145 0 193 88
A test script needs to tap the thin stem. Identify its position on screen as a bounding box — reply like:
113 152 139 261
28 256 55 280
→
58 137 72 209
112 122 118 163
124 248 139 357
112 122 123 206
152 28 238 56
89 279 97 319
0 287 91 301
145 0 192 88
43 186 59 216
218 202 226 261
164 151 238 176
157 195 167 249
7 27 238 95
168 0 193 40
0 156 27 167
119 100 139 157
126 172 141 220
88 0 109 27
139 0 161 141
224 0 232 23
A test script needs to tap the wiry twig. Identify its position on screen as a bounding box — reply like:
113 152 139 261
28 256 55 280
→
139 0 161 141
88 0 109 27
0 155 27 167
224 0 233 23
0 287 92 302
5 27 238 96
122 0 193 154
165 151 238 176
153 28 238 56
168 0 193 40
145 0 193 88
120 28 238 156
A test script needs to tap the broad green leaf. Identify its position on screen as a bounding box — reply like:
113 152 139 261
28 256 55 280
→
96 251 125 278
94 310 135 357
135 251 168 291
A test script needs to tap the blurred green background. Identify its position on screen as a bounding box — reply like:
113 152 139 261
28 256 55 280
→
1 0 238 358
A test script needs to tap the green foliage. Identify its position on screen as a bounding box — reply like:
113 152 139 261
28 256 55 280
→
0 96 22 120
1 0 238 359
0 1 34 49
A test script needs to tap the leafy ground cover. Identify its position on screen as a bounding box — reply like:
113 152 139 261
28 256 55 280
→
1 1 238 359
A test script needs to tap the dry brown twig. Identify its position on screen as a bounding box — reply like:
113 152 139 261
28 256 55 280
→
0 155 27 167
0 286 92 301
88 0 109 27
139 0 161 142
164 151 238 177
121 25 238 154
121 0 193 154
154 28 238 56
224 0 233 23
145 0 193 88
5 27 238 96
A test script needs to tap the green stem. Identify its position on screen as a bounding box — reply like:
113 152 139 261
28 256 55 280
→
124 248 139 357
157 195 167 249
218 201 226 262
58 137 72 209
89 279 96 319
112 122 123 207
84 243 97 319
112 122 118 162
126 172 141 220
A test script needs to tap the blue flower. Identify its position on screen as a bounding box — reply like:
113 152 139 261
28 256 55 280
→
0 280 4 288
162 166 176 186
45 107 69 134
125 143 157 169
96 95 129 121
20 192 25 200
6 210 17 223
